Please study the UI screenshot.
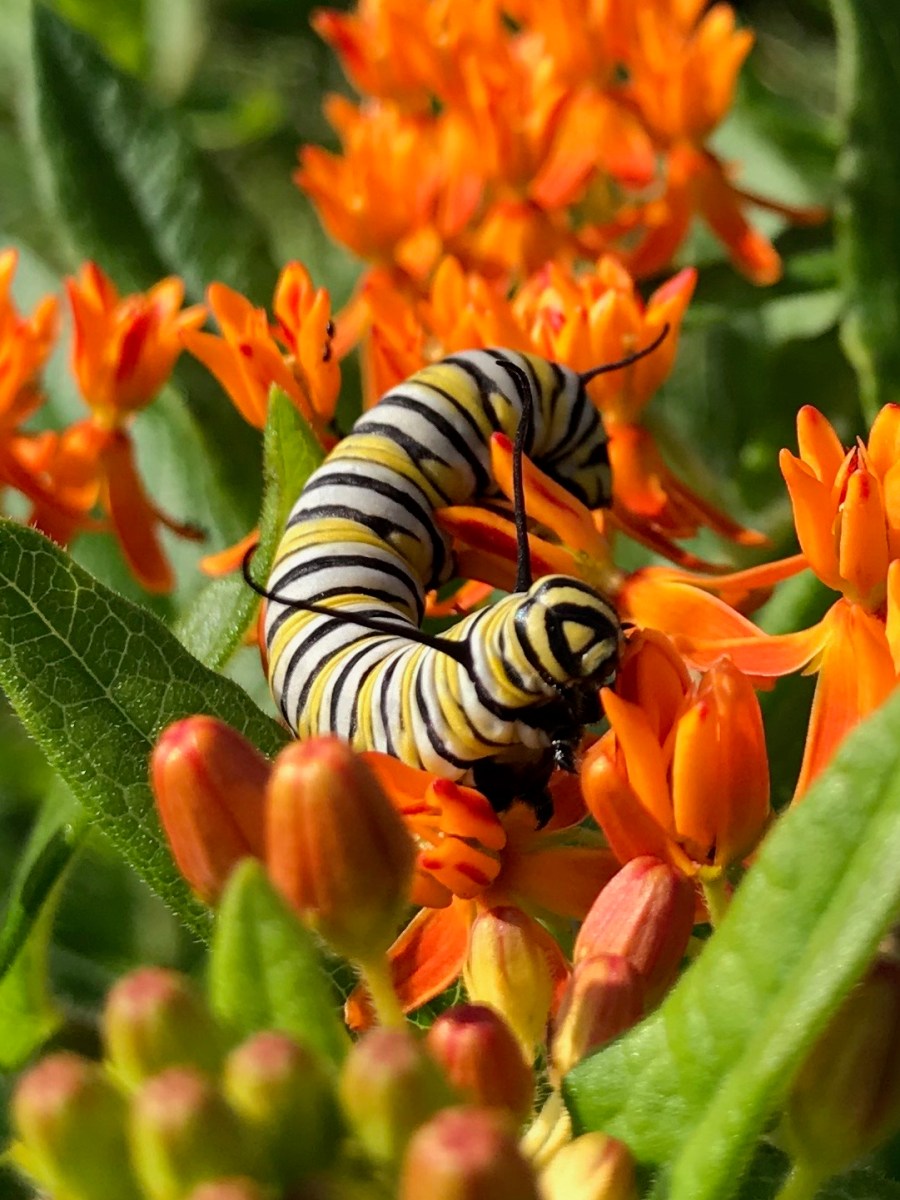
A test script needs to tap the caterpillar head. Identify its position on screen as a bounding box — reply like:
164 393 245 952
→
517 575 622 688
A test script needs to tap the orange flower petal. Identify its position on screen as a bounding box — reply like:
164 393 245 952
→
345 902 473 1030
779 448 842 589
796 405 846 485
581 740 692 873
501 842 620 921
839 468 889 608
601 690 674 833
489 432 608 559
199 529 260 577
101 432 173 593
794 600 897 799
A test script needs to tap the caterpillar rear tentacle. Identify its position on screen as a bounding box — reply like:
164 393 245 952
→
257 332 667 817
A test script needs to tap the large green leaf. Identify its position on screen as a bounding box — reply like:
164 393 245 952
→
564 686 900 1199
831 0 900 419
0 520 288 937
208 861 349 1065
28 3 278 305
175 387 324 668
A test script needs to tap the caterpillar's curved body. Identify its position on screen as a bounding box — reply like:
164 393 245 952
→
264 349 621 804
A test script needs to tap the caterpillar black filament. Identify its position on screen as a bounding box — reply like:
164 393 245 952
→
252 334 666 812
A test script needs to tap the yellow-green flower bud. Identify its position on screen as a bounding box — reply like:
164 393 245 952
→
426 1005 534 1123
462 907 554 1058
399 1106 540 1200
11 1052 138 1200
339 1026 454 1164
103 967 224 1088
223 1030 342 1182
539 1132 636 1200
130 1066 259 1200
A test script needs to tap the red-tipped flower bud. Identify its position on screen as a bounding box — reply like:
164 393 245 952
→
462 907 554 1057
550 954 645 1077
426 1005 534 1124
539 1132 637 1200
265 736 416 962
574 857 695 1008
151 717 269 904
11 1052 138 1200
186 1182 268 1200
130 1067 258 1200
338 1026 454 1164
785 956 900 1178
223 1031 341 1182
399 1106 540 1200
103 967 224 1087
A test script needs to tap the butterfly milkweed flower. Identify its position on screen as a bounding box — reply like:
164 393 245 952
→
0 249 69 516
581 630 771 918
347 756 619 1038
302 0 822 319
643 405 900 800
28 263 207 591
183 262 340 437
182 262 340 575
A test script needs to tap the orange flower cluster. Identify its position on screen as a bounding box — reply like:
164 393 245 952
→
301 0 822 292
0 253 206 591
151 719 700 1045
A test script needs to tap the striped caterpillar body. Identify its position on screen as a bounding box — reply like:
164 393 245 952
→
262 348 627 812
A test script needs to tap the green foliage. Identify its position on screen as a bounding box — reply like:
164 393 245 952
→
208 861 350 1065
29 4 279 305
0 520 287 937
564 686 900 1197
831 0 900 420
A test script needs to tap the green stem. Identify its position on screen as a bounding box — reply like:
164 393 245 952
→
773 1161 826 1200
360 957 406 1028
700 871 731 928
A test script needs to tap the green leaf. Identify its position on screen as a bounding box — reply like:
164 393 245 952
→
0 879 64 1069
208 860 349 1065
831 0 900 420
564 686 900 1199
0 786 85 980
28 3 279 305
175 387 324 668
0 520 289 937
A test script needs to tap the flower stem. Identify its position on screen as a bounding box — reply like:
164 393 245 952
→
700 870 730 927
773 1161 825 1200
360 957 406 1028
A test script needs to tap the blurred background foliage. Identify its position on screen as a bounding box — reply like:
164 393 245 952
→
0 0 849 1189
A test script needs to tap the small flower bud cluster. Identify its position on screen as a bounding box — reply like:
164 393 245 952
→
10 967 341 1200
11 964 626 1200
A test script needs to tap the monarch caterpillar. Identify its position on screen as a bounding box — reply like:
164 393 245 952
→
247 332 666 817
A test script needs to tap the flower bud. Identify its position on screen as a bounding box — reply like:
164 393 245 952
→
130 1067 258 1200
266 736 416 963
11 1052 138 1200
463 907 554 1057
338 1026 454 1164
550 954 644 1077
186 1182 268 1200
785 957 900 1176
223 1030 341 1182
103 967 224 1087
539 1132 636 1200
574 857 695 1008
399 1106 540 1200
426 1005 534 1123
151 717 269 904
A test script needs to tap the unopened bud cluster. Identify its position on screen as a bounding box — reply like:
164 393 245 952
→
12 964 635 1199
